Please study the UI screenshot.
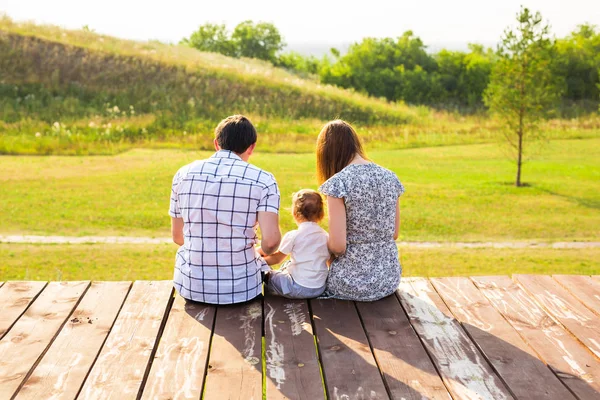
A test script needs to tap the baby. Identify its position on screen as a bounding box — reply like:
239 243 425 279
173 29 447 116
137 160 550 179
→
258 189 330 299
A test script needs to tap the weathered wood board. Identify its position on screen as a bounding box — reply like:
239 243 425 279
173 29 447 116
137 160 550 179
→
0 281 47 339
553 275 600 316
16 281 131 400
141 295 216 400
311 299 389 400
398 278 514 400
356 293 451 399
432 277 574 399
473 276 600 399
515 274 600 358
0 281 89 399
203 298 263 400
264 296 325 400
77 281 173 399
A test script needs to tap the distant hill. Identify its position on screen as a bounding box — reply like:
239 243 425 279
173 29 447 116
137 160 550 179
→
0 16 418 128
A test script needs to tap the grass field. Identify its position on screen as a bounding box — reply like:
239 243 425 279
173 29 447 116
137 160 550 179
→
1 138 598 241
1 137 599 279
1 243 598 281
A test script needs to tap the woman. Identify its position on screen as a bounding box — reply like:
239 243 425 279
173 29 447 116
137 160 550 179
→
317 120 404 301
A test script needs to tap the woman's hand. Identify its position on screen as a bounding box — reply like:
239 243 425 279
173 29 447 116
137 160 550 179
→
326 196 347 256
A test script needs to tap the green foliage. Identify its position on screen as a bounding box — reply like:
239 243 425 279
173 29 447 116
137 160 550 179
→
180 23 236 57
231 20 284 62
182 20 284 63
274 51 325 77
554 24 600 114
484 7 564 186
319 32 495 111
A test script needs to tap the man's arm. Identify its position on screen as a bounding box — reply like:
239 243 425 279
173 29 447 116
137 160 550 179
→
257 211 281 255
171 217 184 246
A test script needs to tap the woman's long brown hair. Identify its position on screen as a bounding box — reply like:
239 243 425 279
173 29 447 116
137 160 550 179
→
316 120 367 184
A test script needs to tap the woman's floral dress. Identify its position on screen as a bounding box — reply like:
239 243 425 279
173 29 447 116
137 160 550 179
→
319 163 404 301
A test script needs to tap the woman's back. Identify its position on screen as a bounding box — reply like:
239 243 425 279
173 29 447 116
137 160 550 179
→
320 162 404 301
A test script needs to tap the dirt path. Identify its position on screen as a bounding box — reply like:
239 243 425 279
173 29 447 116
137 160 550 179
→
1 235 598 248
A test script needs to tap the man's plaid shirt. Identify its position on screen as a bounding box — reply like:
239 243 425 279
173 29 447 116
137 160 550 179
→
169 150 280 304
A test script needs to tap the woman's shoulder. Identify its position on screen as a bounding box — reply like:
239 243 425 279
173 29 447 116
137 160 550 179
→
372 163 405 196
319 168 352 198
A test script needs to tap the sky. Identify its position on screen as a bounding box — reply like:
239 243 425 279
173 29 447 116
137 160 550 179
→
2 0 599 54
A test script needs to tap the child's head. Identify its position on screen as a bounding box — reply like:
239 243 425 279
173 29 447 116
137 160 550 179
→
292 189 325 224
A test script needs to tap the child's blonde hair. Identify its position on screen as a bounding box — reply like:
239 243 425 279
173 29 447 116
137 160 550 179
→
292 189 325 222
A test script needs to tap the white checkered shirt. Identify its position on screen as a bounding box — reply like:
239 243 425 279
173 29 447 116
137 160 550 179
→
169 150 280 304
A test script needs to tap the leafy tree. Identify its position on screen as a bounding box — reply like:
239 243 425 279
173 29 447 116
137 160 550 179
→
181 23 236 57
484 7 564 187
554 24 600 113
320 32 437 101
231 21 284 62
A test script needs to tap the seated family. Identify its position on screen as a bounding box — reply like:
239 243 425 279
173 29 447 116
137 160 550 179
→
169 115 404 304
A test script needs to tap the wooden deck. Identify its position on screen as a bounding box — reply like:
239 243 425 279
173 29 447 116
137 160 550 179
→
0 276 599 399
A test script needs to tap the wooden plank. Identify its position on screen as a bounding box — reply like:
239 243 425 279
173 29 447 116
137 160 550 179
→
203 298 263 400
311 299 389 400
0 281 47 339
16 282 131 400
264 296 325 400
553 275 600 316
140 295 215 400
0 281 89 399
356 294 451 399
515 274 600 358
431 277 574 399
397 278 514 400
473 276 600 398
78 280 174 399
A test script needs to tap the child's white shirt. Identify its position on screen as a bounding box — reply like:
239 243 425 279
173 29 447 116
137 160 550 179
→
279 222 330 288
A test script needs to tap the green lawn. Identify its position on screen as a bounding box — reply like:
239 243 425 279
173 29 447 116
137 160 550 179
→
1 243 597 281
1 138 599 242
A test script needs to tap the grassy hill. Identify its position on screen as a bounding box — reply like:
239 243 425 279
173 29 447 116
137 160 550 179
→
0 16 429 154
1 16 598 155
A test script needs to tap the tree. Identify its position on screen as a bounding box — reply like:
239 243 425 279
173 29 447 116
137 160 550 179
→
231 21 284 62
484 7 563 187
554 24 600 113
182 23 236 57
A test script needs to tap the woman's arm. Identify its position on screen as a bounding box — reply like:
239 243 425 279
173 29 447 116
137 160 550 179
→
327 196 347 256
394 198 401 240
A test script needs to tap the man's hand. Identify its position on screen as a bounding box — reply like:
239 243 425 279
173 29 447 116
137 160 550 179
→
257 211 281 255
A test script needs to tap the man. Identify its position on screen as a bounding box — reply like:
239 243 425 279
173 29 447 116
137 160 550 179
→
169 115 281 304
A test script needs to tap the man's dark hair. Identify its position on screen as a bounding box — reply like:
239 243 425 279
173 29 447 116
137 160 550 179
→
214 115 257 154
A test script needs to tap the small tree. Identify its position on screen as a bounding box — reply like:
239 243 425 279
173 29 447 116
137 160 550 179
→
484 7 563 186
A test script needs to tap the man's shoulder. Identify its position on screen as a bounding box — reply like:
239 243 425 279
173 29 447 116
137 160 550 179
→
173 160 202 181
238 161 277 186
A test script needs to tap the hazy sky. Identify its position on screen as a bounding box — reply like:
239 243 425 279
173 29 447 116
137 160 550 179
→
2 0 599 52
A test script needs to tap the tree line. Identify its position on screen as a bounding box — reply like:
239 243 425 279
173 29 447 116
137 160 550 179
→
182 18 600 115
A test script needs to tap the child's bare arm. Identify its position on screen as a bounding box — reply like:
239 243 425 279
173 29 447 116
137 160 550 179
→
263 251 288 266
256 246 267 257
